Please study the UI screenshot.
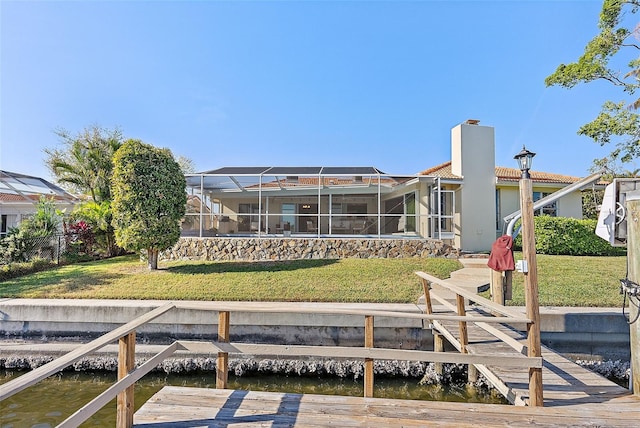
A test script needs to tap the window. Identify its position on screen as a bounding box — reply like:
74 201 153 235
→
239 203 261 231
281 203 296 232
383 196 403 233
430 187 455 239
405 193 416 232
346 203 367 215
533 192 557 216
1 214 18 237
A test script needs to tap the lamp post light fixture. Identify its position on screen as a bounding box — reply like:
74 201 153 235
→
514 145 536 179
515 146 544 406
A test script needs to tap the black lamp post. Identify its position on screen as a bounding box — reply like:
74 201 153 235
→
514 145 536 179
515 145 543 406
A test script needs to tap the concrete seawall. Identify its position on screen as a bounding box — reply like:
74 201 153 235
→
0 299 630 360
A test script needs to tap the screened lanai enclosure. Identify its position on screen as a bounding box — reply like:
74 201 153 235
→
183 167 455 240
0 170 78 238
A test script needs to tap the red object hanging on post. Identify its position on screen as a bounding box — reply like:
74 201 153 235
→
487 235 515 272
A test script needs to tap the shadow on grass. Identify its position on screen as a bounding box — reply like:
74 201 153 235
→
0 267 126 297
166 258 339 274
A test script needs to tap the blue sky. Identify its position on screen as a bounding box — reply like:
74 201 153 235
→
0 0 631 181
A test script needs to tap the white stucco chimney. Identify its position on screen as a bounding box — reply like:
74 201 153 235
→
451 120 496 252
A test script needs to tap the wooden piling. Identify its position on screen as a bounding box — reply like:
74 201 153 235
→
117 332 135 428
626 192 640 396
504 270 513 301
455 294 473 383
217 311 230 389
490 269 505 306
434 332 445 377
468 364 478 383
456 295 469 354
364 315 374 398
520 177 543 407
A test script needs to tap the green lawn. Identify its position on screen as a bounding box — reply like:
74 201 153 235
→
0 253 627 306
507 252 626 307
0 255 461 303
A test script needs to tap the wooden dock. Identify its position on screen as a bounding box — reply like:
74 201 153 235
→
3 271 637 427
415 270 634 408
134 386 640 427
430 305 637 406
472 322 633 407
133 313 640 427
133 290 640 426
131 269 640 427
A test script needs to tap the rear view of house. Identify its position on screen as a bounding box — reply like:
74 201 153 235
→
182 120 595 253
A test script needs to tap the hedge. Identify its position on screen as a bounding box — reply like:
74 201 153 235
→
0 258 57 282
513 216 626 256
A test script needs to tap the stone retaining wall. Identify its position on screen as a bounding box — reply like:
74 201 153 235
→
161 237 460 261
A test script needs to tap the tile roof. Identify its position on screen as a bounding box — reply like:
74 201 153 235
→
417 162 461 179
494 167 581 184
0 192 38 202
419 163 585 185
0 192 74 203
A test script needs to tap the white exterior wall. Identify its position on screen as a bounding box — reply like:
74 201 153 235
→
0 205 26 234
497 187 520 235
451 122 496 252
556 191 583 219
496 185 585 235
0 204 32 218
0 200 76 235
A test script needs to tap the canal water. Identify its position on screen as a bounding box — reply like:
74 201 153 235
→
1 370 507 427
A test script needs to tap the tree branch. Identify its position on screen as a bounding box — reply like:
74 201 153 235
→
621 42 640 50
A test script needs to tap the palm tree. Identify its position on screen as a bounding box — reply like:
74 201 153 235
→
45 126 123 203
45 126 124 256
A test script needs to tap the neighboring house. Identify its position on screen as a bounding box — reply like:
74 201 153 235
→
184 120 595 252
0 170 78 237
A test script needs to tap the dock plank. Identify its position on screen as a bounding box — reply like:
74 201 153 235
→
134 387 640 427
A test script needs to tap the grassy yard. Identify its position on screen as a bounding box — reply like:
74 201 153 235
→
505 253 626 307
0 253 627 306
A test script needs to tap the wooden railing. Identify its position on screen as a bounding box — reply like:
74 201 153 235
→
415 270 542 406
0 302 176 427
0 297 541 427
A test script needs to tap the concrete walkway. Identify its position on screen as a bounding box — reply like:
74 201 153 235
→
419 256 491 303
447 256 492 292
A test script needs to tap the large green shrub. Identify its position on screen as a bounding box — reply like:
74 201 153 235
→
69 201 122 257
111 139 186 270
0 227 35 263
514 216 626 256
0 196 63 263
